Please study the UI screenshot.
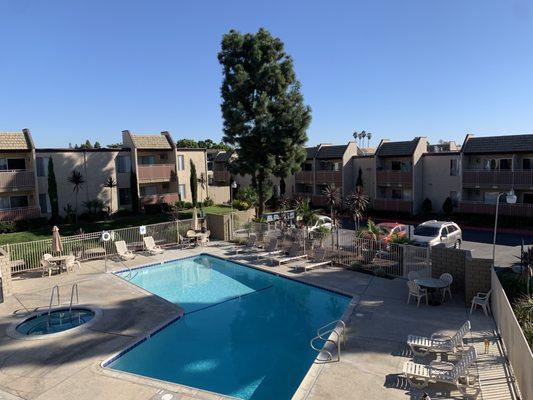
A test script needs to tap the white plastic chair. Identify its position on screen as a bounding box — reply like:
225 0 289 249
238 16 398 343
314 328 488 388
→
440 273 453 302
470 290 492 316
407 280 428 307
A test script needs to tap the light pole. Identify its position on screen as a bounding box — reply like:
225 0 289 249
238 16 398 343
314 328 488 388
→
492 190 517 265
230 181 237 239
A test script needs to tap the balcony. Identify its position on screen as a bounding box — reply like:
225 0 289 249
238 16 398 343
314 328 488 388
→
376 170 412 187
462 169 533 189
0 206 40 221
314 170 342 185
0 170 35 191
138 164 175 182
141 193 180 205
311 194 328 207
213 170 231 184
459 201 533 218
295 170 314 184
373 198 412 213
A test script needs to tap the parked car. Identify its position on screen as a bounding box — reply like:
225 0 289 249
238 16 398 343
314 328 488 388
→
308 215 332 232
411 220 462 248
377 222 413 243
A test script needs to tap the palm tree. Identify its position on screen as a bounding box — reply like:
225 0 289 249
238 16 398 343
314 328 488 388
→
345 190 369 231
366 219 386 241
322 184 340 249
360 130 367 147
104 177 117 216
68 170 85 224
366 132 372 147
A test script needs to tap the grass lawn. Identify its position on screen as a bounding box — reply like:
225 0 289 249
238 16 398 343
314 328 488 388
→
0 205 234 245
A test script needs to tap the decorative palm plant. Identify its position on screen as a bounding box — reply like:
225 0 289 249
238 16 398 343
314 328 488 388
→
322 184 340 249
104 176 117 216
67 170 85 224
345 190 369 231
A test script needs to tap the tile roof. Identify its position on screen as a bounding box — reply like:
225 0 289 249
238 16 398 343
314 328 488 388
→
130 134 172 149
462 134 533 154
0 132 32 150
214 151 233 162
316 144 347 159
376 138 419 157
305 146 319 159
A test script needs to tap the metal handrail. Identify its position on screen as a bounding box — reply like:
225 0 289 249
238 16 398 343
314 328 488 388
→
47 285 60 327
69 283 79 315
310 320 346 362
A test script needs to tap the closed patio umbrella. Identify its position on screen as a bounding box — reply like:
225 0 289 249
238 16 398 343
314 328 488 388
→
52 226 63 254
192 207 199 231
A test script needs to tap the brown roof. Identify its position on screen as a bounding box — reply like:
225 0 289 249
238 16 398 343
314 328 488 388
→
130 134 172 149
376 138 420 157
462 134 533 154
316 144 348 159
0 132 33 150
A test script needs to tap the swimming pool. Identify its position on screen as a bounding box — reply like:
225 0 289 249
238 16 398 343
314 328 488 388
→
107 254 350 400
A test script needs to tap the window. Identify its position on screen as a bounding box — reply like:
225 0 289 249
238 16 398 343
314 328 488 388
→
524 193 533 204
450 159 459 176
119 188 132 205
450 191 459 206
484 158 512 170
499 158 512 170
178 184 186 200
391 161 410 171
10 195 28 208
36 157 50 177
302 162 313 171
0 158 26 170
440 227 449 237
484 192 499 204
162 182 169 191
140 185 157 196
177 155 185 170
139 155 156 165
0 197 9 209
39 194 50 213
523 158 533 170
391 189 402 199
116 156 131 173
0 158 7 170
208 176 213 185
159 153 168 162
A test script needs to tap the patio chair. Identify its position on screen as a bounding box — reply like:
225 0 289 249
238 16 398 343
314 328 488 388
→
403 346 479 395
232 235 257 254
179 234 194 249
407 320 471 356
255 238 283 260
470 290 492 316
440 273 453 302
41 258 60 277
115 240 136 260
267 242 307 266
407 280 428 307
199 230 210 246
143 236 164 255
64 255 81 273
288 248 331 272
407 271 420 281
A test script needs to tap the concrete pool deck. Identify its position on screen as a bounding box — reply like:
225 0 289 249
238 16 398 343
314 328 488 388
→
0 242 521 400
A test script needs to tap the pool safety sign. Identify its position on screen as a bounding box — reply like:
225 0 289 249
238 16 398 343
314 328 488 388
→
139 225 147 235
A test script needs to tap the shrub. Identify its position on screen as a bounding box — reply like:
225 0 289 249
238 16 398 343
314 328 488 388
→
83 199 105 214
203 197 214 207
232 199 251 211
374 267 388 278
350 262 364 272
144 203 173 214
442 197 453 215
114 209 133 218
0 220 16 234
421 198 432 214
183 202 193 209
235 187 258 206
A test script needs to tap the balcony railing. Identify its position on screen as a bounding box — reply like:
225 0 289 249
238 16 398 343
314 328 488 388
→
0 206 40 221
462 169 533 189
213 170 231 183
376 170 412 187
138 164 175 182
373 198 412 213
0 170 35 191
459 201 533 218
311 194 328 207
295 170 314 184
141 193 180 205
314 170 342 185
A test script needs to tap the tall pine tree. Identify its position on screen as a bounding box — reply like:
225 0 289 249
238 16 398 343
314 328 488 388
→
218 28 311 216
47 158 59 223
190 160 198 207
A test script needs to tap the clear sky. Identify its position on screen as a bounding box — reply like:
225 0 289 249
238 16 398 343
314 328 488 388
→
1 0 532 148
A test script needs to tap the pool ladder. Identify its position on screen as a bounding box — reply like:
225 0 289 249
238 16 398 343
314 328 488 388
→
46 284 80 327
310 320 346 363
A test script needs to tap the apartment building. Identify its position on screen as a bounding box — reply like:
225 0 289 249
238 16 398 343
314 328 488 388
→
0 130 40 221
459 134 533 218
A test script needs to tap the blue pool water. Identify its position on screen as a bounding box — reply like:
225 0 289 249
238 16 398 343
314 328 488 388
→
109 255 350 400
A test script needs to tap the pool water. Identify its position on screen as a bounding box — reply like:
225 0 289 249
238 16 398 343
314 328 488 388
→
16 308 95 335
109 255 350 400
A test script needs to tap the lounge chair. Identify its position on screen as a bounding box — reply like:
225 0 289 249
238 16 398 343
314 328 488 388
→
407 320 471 356
255 239 283 260
41 258 60 277
288 248 331 272
267 242 307 266
143 236 164 255
115 240 136 260
403 346 479 395
232 235 257 254
470 290 492 316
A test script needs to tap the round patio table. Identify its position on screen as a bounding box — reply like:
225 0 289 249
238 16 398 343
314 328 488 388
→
415 278 448 306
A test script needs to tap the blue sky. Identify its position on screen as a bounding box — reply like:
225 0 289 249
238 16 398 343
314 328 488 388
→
1 0 532 148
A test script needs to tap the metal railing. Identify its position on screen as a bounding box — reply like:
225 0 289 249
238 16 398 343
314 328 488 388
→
0 206 41 221
0 169 35 190
310 320 346 362
373 198 412 213
137 164 175 182
463 169 533 189
4 219 193 274
459 201 533 218
376 170 412 186
140 193 180 205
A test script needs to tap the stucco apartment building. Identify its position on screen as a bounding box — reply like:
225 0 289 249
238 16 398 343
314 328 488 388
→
0 130 230 221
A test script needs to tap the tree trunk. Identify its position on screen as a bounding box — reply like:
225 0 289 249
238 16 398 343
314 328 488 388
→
75 192 78 224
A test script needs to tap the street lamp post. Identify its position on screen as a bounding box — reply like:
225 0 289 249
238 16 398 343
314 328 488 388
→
492 190 517 266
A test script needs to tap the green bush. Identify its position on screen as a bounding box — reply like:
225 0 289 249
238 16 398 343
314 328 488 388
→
373 267 388 278
232 199 251 211
203 197 214 207
183 202 193 209
442 197 453 215
235 186 258 206
349 262 364 272
0 221 16 234
421 198 432 214
144 203 173 214
15 217 48 231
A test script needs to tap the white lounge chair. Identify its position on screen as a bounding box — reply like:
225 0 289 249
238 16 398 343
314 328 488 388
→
255 239 283 260
407 320 471 356
470 290 492 316
267 242 307 266
143 236 164 255
403 346 479 395
115 240 136 260
289 248 331 272
407 280 428 307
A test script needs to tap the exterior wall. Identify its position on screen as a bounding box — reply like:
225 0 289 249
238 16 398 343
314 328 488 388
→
36 150 130 216
176 149 209 202
412 137 427 214
208 185 231 204
422 153 461 212
341 142 358 198
352 156 375 201
464 256 492 303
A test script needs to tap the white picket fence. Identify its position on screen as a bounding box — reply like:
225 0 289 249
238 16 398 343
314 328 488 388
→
4 219 193 274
